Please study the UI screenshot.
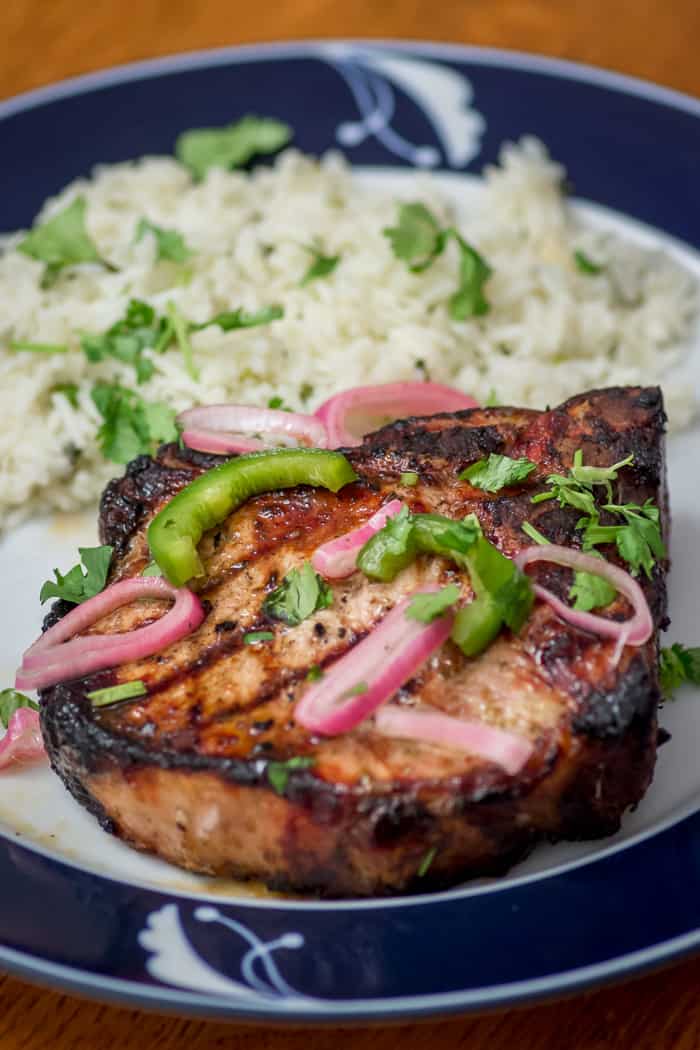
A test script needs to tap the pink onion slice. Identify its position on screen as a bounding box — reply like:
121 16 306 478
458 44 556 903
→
311 500 405 579
179 404 328 455
0 708 46 770
16 577 205 691
295 588 453 735
315 382 479 447
513 545 653 656
373 705 533 776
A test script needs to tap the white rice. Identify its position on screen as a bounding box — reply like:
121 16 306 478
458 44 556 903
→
0 137 697 527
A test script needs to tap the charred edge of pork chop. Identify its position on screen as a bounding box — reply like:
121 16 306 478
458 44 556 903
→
41 386 667 896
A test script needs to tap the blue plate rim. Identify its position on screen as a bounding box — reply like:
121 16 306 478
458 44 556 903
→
1 38 699 1021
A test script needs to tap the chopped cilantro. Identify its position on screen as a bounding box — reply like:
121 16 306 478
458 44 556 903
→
91 381 178 463
17 196 114 287
659 644 700 698
384 202 492 318
194 304 284 332
10 341 69 353
243 631 274 645
485 388 500 407
306 665 324 682
582 499 665 578
406 584 461 624
569 567 617 612
135 218 193 263
300 244 340 286
400 471 419 487
40 545 113 605
166 300 199 380
81 298 169 383
521 521 550 546
574 250 604 275
417 846 437 877
52 382 80 408
0 689 39 729
263 562 333 626
299 382 314 403
341 681 369 700
268 395 292 411
460 454 536 493
87 680 148 707
176 116 292 179
266 755 315 795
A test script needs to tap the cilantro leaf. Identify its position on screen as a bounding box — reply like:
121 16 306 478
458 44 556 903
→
0 689 39 729
448 234 492 319
52 382 79 408
166 301 199 380
266 755 315 795
417 847 437 877
383 202 446 272
574 250 604 275
268 395 291 411
306 665 323 682
263 562 333 626
17 196 112 287
40 544 113 604
659 644 700 698
81 298 167 383
569 569 617 612
341 681 369 699
10 341 69 354
521 521 550 546
300 244 340 286
384 204 492 317
460 454 536 493
406 583 461 624
87 681 148 707
135 219 193 263
176 116 292 179
91 381 178 463
194 304 284 332
400 472 419 487
243 631 274 645
603 500 665 578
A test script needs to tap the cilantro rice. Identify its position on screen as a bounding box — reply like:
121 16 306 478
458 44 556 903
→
0 137 697 527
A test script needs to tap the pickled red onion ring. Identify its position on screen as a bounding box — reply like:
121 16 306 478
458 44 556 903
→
294 588 452 735
314 382 479 447
16 577 205 691
373 705 533 776
513 545 653 656
311 500 405 579
179 404 328 454
0 708 46 769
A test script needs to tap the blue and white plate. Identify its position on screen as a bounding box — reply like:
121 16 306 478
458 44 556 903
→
1 42 699 1021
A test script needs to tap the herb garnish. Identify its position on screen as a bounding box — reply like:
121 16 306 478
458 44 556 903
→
193 304 284 332
341 682 369 700
263 562 333 627
521 521 550 546
266 755 315 795
243 631 274 645
384 202 492 319
81 299 169 383
417 847 437 878
460 454 536 493
87 681 148 707
574 250 604 275
406 584 461 624
52 383 80 408
40 545 113 604
268 395 292 411
306 665 324 682
18 196 115 287
400 471 419 487
176 116 292 179
521 520 615 611
135 219 193 263
166 301 199 380
0 689 39 728
91 381 178 463
300 244 340 286
9 341 69 354
659 644 700 698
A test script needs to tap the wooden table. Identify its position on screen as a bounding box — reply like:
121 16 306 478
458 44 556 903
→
1 1 699 1046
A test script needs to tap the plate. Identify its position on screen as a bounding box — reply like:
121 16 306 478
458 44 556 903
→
1 41 699 1021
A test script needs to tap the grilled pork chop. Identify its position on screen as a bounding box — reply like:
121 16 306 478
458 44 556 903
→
41 386 668 897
